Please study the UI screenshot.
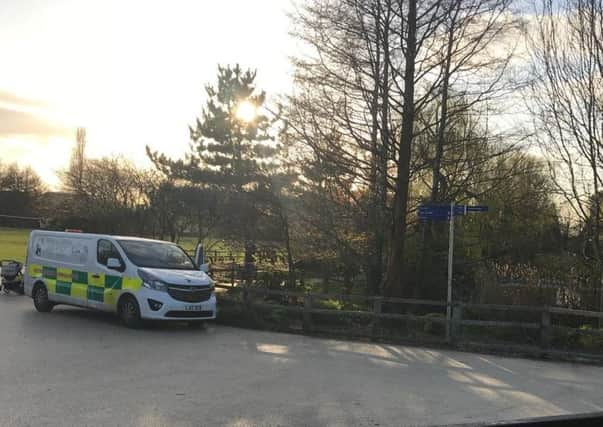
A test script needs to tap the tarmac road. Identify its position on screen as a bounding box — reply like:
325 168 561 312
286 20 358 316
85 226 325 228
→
1 295 603 427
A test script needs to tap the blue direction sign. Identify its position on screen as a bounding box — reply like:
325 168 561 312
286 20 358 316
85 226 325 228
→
454 205 467 215
419 205 453 221
419 214 450 222
419 204 488 221
466 205 489 213
419 205 464 217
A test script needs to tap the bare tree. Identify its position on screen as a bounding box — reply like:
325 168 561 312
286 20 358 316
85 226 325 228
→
528 0 603 264
410 0 520 296
385 0 515 296
290 0 522 296
68 127 87 193
0 162 44 194
289 0 398 294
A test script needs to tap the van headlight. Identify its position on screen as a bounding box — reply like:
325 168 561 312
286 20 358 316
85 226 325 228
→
143 280 168 292
138 269 168 292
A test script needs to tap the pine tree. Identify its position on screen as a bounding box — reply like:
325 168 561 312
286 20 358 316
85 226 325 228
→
148 65 287 267
149 64 279 191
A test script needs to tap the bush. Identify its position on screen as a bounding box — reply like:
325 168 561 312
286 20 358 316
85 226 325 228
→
253 269 289 290
316 299 343 310
576 325 603 352
423 313 446 336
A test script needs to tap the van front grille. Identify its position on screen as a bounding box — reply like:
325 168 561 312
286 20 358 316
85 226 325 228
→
167 284 212 303
165 310 214 318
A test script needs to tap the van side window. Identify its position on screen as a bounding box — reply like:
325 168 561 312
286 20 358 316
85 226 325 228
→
97 239 123 267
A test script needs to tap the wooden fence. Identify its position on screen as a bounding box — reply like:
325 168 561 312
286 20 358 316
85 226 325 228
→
215 284 603 361
199 250 289 266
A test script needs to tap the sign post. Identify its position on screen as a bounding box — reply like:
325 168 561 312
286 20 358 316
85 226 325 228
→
418 203 487 343
446 202 454 343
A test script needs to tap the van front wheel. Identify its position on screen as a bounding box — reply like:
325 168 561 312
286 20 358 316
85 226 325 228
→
33 285 54 312
118 295 142 328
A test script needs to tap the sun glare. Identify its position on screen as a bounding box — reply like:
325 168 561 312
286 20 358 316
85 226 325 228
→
235 101 258 123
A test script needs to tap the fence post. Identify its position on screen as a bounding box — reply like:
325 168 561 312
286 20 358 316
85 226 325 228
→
242 287 250 307
451 304 463 344
540 307 551 349
599 276 603 329
372 297 383 339
303 294 313 332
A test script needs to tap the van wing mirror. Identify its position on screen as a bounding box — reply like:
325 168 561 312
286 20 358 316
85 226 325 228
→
199 263 209 273
107 258 122 270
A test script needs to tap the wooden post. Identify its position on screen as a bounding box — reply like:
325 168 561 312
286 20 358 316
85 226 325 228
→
599 275 603 329
451 304 463 344
540 307 551 349
303 295 313 332
242 287 250 307
372 297 383 339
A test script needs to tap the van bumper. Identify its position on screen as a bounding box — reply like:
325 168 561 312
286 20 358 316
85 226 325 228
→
24 276 34 297
135 288 217 321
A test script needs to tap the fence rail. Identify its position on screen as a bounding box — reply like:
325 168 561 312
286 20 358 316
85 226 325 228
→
215 283 603 360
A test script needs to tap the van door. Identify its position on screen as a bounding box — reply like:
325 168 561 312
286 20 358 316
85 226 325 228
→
90 239 126 311
29 233 92 307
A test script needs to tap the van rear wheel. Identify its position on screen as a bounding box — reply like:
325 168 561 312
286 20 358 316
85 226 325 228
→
119 295 142 328
33 285 54 312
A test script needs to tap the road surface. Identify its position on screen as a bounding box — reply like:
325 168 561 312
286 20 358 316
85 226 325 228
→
1 295 602 427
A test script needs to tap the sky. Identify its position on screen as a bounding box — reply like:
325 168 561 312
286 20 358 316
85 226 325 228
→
0 0 294 188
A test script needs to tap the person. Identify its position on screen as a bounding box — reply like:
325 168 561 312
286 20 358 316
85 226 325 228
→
243 242 256 284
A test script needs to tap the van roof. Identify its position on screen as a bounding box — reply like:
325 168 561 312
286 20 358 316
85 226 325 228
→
29 230 180 245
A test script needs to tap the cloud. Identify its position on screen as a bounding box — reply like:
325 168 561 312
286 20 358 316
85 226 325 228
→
0 88 68 138
0 135 72 189
0 106 68 138
0 90 48 109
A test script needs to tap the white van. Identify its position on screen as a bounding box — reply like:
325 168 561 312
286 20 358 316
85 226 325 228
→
24 230 216 327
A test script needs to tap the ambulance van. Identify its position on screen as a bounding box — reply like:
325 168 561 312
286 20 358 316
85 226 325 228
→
24 230 216 327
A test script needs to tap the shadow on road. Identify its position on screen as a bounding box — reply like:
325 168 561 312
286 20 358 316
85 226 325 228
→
15 300 212 334
3 296 603 426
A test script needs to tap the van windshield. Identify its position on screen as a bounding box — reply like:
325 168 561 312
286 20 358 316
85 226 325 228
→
116 239 196 270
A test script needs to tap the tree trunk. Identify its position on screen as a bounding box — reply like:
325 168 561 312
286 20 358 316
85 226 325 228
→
367 0 383 296
282 212 296 288
417 7 456 299
374 0 392 296
384 0 417 297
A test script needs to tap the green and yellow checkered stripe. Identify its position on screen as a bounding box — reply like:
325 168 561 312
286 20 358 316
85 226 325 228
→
28 264 142 307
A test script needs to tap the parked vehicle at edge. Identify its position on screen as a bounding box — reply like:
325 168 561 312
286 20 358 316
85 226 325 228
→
23 230 216 327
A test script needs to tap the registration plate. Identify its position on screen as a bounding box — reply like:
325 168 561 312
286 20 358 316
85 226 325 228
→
184 306 204 311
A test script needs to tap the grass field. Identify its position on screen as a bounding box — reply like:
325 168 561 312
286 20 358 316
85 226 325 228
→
0 227 30 262
0 227 230 263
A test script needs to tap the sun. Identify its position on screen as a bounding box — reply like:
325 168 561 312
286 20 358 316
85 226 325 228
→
235 100 258 123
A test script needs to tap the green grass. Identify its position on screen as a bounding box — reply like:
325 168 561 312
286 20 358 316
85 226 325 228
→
0 227 31 262
0 228 234 263
178 237 234 253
